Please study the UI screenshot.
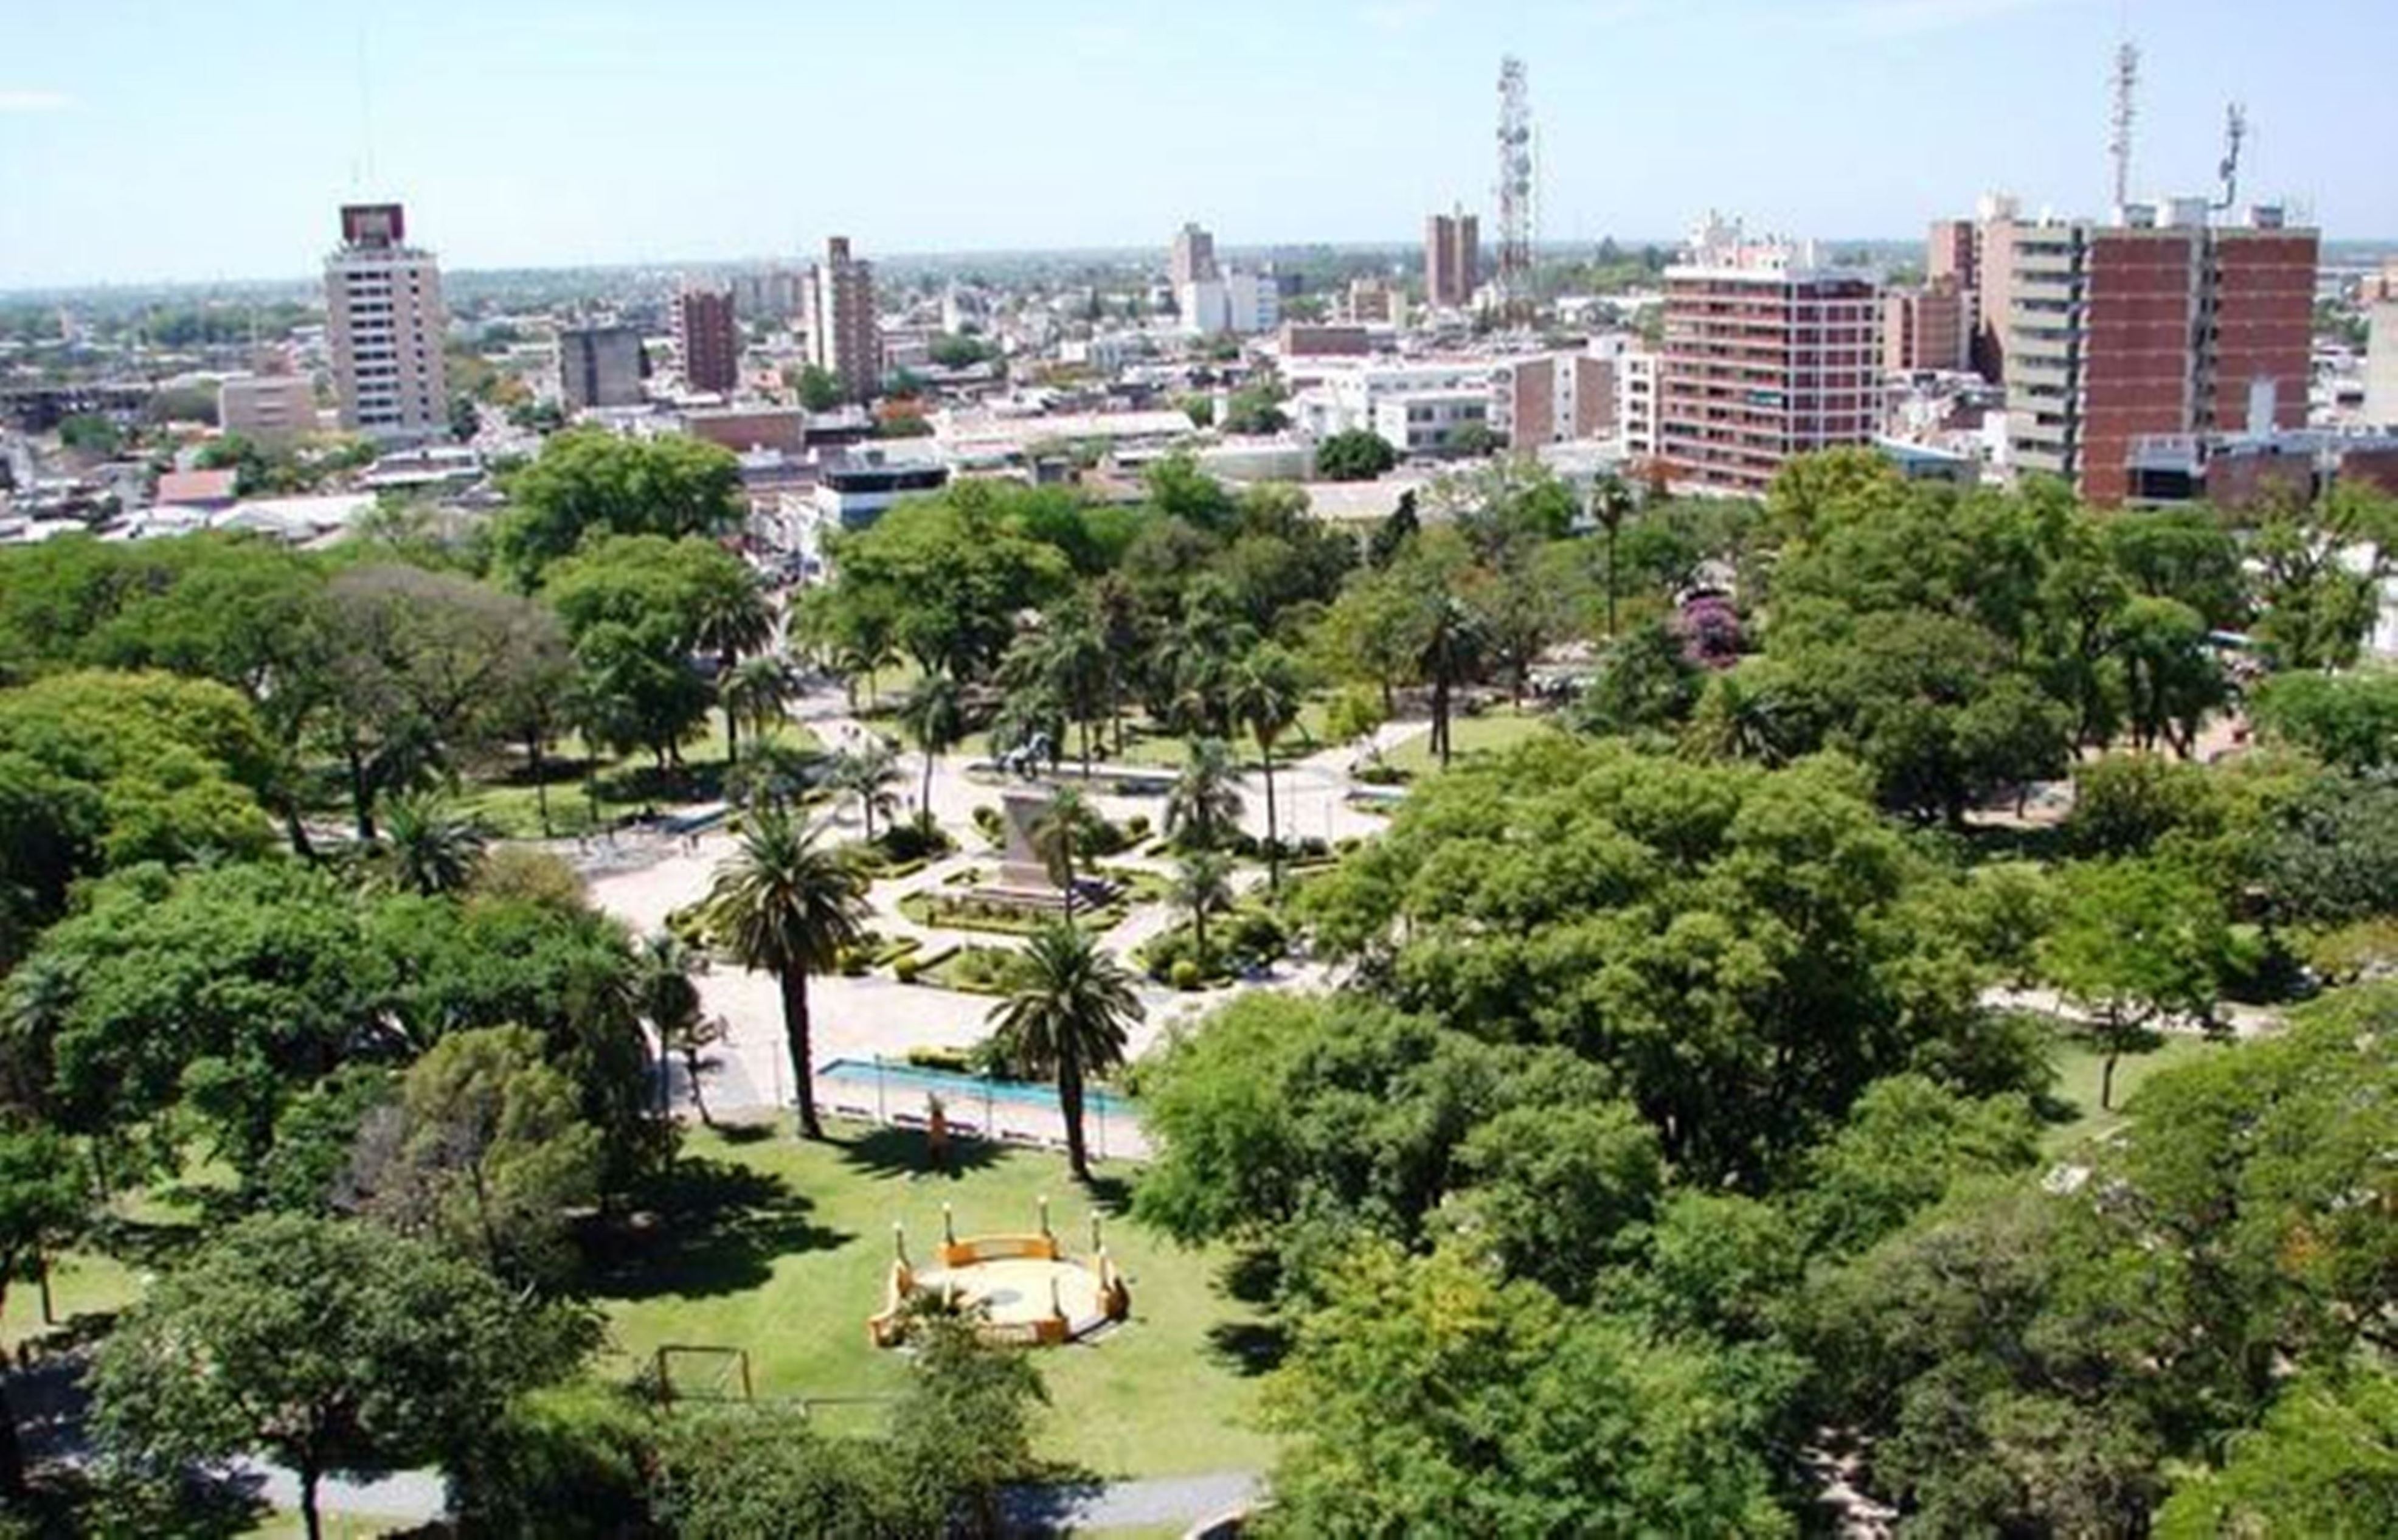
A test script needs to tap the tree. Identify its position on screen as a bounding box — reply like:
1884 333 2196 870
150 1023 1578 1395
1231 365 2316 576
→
1368 490 1420 568
1221 382 1289 435
2114 595 2225 756
346 1025 603 1288
701 810 869 1139
494 430 745 585
1027 785 1104 918
1416 591 1483 768
2155 1370 2398 1538
2040 858 2230 1108
637 931 716 1124
1171 849 1235 968
2250 668 2398 773
378 791 490 896
1314 429 1398 482
828 738 903 841
898 672 963 828
1228 642 1305 892
792 363 845 411
546 534 764 770
1589 471 1636 637
92 1214 579 1540
1165 738 1244 852
693 572 776 765
1323 683 1388 766
986 920 1142 1181
720 655 795 766
0 1124 83 1497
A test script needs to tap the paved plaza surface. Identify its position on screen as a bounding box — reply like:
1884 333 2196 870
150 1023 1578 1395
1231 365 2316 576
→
581 682 1426 1152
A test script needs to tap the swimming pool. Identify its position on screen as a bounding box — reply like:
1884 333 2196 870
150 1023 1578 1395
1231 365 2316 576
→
819 1058 1134 1119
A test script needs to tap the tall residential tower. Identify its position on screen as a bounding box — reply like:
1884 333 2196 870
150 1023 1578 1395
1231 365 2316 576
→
324 203 448 443
1425 209 1480 311
806 237 881 403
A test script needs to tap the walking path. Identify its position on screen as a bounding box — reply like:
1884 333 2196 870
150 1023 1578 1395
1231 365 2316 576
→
1002 1470 1263 1534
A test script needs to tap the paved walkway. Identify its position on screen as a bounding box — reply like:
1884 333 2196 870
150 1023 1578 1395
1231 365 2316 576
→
1002 1470 1263 1535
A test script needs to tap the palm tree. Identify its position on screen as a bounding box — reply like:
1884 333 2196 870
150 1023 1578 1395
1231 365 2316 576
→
721 656 795 762
1170 849 1234 969
694 575 776 765
986 920 1143 1181
636 932 721 1126
828 739 903 842
1590 473 1636 639
1028 786 1105 920
1228 643 1305 895
726 738 822 814
379 793 490 896
834 632 898 710
899 673 964 829
1165 738 1245 853
1092 575 1145 757
1419 594 1485 769
701 810 869 1139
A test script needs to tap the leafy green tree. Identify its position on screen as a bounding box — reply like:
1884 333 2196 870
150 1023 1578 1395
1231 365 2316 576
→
1437 1099 1662 1302
1261 1244 1793 1537
2114 595 2226 755
819 484 1073 681
494 430 745 584
2250 668 2398 773
792 363 845 411
1221 381 1289 435
92 1213 584 1540
546 533 762 769
0 1124 85 1497
691 569 775 765
701 810 869 1139
898 672 963 827
1165 738 1244 852
1589 471 1636 637
1170 848 1234 968
1367 488 1419 568
721 655 795 765
2244 487 2397 670
1027 785 1103 918
828 739 903 841
1573 620 1700 738
378 791 490 896
1792 1074 2040 1258
2155 1370 2398 1538
1312 428 1398 482
1228 643 1305 891
637 931 718 1125
986 920 1142 1181
2040 858 2230 1108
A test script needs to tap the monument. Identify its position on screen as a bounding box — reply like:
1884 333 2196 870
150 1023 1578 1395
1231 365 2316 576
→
960 784 1118 915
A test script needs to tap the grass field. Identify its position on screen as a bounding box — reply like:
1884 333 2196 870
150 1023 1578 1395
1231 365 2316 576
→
592 1122 1280 1480
455 719 823 839
2040 1033 2225 1154
1384 706 1558 777
954 701 1339 775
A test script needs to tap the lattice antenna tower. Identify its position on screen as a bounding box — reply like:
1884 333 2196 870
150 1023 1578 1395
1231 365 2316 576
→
2108 40 2139 210
2211 102 2247 212
1495 55 1534 322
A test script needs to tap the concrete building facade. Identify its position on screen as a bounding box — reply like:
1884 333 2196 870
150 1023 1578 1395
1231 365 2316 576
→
808 237 882 403
1426 209 1480 310
2007 203 2317 505
676 286 740 395
1179 269 1279 337
1171 223 1219 288
1656 217 1880 493
1881 279 1968 373
218 373 319 443
1495 352 1620 446
556 325 646 411
324 203 449 443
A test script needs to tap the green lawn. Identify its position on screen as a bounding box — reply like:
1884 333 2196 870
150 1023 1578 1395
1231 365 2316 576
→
2041 1033 2225 1154
1384 707 1558 777
594 1123 1279 1480
456 719 823 839
956 699 1339 775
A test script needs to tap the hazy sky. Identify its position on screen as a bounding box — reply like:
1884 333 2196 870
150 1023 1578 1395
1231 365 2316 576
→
0 0 2386 288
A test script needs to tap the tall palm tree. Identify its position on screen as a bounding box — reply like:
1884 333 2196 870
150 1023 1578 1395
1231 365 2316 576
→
636 932 721 1125
1165 738 1245 854
701 810 869 1139
1028 786 1104 920
694 575 776 765
828 739 903 842
1170 849 1234 969
986 920 1143 1181
726 738 821 814
1590 473 1636 640
1419 594 1485 769
1228 643 1305 895
899 673 964 828
1092 575 1145 757
721 656 795 762
835 635 898 710
379 793 489 897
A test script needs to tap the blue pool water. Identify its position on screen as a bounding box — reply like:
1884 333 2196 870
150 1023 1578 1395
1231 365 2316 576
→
819 1058 1134 1119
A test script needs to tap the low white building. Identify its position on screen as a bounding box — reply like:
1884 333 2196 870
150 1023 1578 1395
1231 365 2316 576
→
1371 387 1492 457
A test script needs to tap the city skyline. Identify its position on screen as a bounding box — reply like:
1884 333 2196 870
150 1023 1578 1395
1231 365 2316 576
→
1 0 2390 289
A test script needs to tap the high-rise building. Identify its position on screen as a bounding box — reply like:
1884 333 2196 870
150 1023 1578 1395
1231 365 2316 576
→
1494 350 1620 446
2365 263 2398 429
806 237 881 403
732 268 803 324
1425 208 1480 310
556 324 646 411
676 285 740 395
1340 277 1396 325
324 203 449 443
1970 193 2023 383
1655 215 1879 494
1881 278 1969 373
1170 223 1219 289
1927 218 1978 294
2006 201 2316 505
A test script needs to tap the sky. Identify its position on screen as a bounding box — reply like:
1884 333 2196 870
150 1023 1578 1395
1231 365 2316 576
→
0 0 2388 289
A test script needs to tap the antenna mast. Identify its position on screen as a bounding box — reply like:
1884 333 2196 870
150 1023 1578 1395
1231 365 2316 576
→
1495 55 1534 325
2108 40 2139 210
2212 102 2247 212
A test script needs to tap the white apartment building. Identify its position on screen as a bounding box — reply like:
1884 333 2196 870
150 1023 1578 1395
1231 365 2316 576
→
2368 266 2398 428
324 203 449 444
1618 351 1659 459
1179 269 1280 337
218 373 319 443
1371 388 1492 456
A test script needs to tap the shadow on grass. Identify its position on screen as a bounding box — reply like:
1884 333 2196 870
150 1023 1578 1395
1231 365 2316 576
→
1219 1246 1281 1306
1204 1318 1290 1378
586 1156 849 1300
87 1214 209 1274
834 1125 1003 1182
1079 1171 1134 1216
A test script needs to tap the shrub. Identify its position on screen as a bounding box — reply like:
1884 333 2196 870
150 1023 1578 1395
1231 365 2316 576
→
1124 814 1152 839
1170 958 1202 991
971 805 1003 843
1229 909 1288 962
894 956 921 984
906 1044 969 1072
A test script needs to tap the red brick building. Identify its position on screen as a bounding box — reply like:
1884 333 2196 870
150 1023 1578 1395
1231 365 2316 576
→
676 286 740 396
